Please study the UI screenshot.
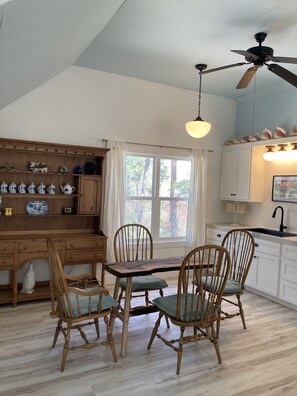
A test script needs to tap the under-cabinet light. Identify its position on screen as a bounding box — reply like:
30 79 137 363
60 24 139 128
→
263 143 297 161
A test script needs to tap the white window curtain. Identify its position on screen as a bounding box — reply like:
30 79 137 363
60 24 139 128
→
101 140 126 262
186 149 208 253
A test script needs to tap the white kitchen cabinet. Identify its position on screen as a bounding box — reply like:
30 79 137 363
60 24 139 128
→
279 244 297 306
245 238 281 297
220 144 265 202
205 227 226 245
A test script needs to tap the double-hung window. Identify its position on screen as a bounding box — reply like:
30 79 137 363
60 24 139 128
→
125 149 191 241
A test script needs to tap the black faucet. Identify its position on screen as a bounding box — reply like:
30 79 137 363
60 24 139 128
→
272 206 287 233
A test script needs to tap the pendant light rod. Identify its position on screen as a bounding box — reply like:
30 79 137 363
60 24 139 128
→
195 63 207 121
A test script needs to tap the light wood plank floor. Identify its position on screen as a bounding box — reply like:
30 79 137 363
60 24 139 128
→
1 287 297 396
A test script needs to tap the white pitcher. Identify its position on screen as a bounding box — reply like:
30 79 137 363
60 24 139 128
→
21 262 35 294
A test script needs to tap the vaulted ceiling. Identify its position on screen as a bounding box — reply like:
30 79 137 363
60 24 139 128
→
1 0 297 110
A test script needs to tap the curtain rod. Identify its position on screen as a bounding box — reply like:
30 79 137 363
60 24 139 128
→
102 139 213 153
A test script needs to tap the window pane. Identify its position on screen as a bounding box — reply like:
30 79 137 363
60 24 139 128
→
160 200 188 238
159 159 191 198
126 200 152 229
126 155 153 197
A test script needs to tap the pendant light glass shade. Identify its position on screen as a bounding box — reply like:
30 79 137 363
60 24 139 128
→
186 64 211 139
185 117 212 138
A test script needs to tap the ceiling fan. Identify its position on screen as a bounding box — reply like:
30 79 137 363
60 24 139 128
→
202 32 297 89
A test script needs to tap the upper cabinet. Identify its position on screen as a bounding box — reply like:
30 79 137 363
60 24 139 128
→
220 143 265 202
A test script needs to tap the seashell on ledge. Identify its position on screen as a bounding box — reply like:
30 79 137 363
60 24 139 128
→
273 127 286 138
290 124 297 136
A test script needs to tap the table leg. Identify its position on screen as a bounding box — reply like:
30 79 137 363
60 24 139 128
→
121 277 132 357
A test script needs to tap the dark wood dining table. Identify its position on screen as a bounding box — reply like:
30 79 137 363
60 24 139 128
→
103 256 185 357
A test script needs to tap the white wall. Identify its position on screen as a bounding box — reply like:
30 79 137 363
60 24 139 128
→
0 66 236 284
239 158 297 233
0 65 236 226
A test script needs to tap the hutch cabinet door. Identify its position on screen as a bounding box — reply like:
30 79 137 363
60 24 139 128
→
78 175 102 214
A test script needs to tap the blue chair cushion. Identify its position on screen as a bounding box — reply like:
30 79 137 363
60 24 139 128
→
200 276 242 294
223 279 242 294
64 289 118 318
119 275 168 292
153 293 217 322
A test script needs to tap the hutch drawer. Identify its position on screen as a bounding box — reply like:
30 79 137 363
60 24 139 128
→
65 250 105 264
0 243 14 254
65 238 105 250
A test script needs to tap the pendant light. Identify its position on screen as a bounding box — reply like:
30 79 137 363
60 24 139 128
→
185 64 211 138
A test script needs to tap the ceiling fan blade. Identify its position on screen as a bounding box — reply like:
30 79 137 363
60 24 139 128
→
268 64 297 88
236 67 258 89
268 56 297 64
231 50 259 61
202 62 249 75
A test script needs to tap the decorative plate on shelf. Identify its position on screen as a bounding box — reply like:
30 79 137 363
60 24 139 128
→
26 201 48 216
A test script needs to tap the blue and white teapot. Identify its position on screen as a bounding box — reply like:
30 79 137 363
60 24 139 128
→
47 183 56 195
18 182 27 194
27 182 36 194
60 183 75 195
37 183 46 194
0 181 8 193
9 181 17 193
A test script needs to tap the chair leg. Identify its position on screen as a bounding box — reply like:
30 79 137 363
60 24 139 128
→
77 326 89 344
176 326 185 375
104 315 117 362
209 324 222 364
211 325 222 364
237 294 246 329
216 309 222 339
109 308 116 332
94 318 100 338
145 290 149 306
118 289 124 305
52 318 63 348
158 289 170 328
165 316 170 329
61 324 71 372
147 312 163 349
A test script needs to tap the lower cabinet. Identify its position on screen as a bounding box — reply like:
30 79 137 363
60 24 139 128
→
245 238 280 297
279 244 297 306
207 225 297 310
205 227 227 245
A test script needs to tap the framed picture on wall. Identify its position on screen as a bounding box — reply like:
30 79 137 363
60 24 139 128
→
272 175 297 203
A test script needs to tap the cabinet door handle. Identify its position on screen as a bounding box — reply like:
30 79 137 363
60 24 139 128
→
230 193 236 196
217 234 221 237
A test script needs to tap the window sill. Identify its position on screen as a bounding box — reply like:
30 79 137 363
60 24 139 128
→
153 240 186 249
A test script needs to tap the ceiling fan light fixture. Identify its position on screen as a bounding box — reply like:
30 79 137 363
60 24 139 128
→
186 64 211 139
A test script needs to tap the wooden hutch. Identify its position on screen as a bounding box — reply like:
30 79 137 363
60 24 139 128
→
0 137 108 306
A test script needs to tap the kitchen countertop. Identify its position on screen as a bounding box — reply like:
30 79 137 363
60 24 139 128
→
206 223 297 246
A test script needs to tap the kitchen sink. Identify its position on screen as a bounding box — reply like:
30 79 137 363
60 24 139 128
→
246 228 297 238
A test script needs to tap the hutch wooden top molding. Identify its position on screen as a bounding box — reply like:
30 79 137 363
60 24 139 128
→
0 137 109 306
